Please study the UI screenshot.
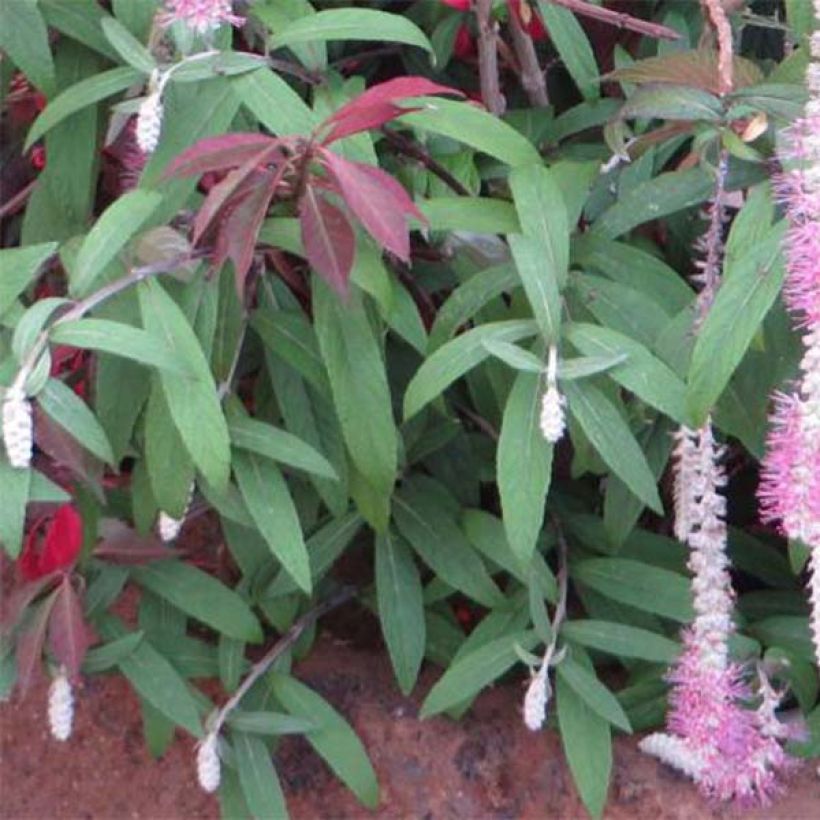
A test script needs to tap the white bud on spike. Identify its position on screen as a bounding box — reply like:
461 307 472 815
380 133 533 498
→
539 345 565 444
157 483 194 543
197 732 221 793
2 384 33 469
48 671 74 742
136 92 164 154
522 668 550 731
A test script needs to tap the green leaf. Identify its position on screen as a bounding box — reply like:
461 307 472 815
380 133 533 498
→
228 415 337 480
562 620 679 664
571 274 670 349
0 457 31 558
227 711 316 736
557 658 631 732
252 0 327 71
429 263 519 350
233 733 288 820
72 190 163 296
619 85 723 121
748 616 815 661
82 631 144 674
537 2 599 100
138 279 231 490
272 8 431 53
418 198 520 235
376 531 425 696
263 512 362 599
564 323 687 423
132 561 262 643
400 98 541 168
687 224 786 425
393 479 504 609
556 668 612 819
101 17 156 73
169 52 266 83
403 319 537 420
233 450 312 594
593 168 714 239
313 280 397 512
558 354 628 381
509 164 570 293
498 371 554 565
39 0 119 61
39 378 114 465
50 319 189 374
0 242 57 320
421 631 538 717
25 66 143 149
233 68 318 136
99 616 202 737
483 339 544 373
508 234 562 343
269 672 379 809
564 381 663 513
573 558 693 622
0 0 56 97
571 234 693 314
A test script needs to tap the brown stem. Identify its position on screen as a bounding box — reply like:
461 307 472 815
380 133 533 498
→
210 586 356 735
543 0 682 42
507 4 549 107
475 0 505 115
381 128 471 196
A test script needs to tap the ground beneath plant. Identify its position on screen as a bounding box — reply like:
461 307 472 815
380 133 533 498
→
1 629 818 820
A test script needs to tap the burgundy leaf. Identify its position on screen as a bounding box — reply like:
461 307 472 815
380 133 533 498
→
321 76 464 144
211 168 280 296
1 573 60 636
163 133 280 180
47 576 93 683
299 185 356 297
193 143 280 245
321 102 414 145
15 588 59 696
323 151 425 262
94 519 180 564
34 408 104 501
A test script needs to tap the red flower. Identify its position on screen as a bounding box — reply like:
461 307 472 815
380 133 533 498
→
441 0 471 10
453 24 476 60
19 505 83 581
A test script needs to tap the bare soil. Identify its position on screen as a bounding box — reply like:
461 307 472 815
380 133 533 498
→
2 633 819 820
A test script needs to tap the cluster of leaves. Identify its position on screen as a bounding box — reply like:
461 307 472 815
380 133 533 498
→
1 1 818 817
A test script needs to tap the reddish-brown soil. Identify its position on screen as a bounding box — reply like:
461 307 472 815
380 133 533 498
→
1 633 819 820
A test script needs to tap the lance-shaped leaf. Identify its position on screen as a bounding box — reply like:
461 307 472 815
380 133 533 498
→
211 168 279 296
323 150 424 262
508 233 562 344
300 185 356 296
48 575 93 682
138 279 231 490
16 588 59 694
163 133 279 179
321 76 463 144
0 242 57 319
498 371 554 565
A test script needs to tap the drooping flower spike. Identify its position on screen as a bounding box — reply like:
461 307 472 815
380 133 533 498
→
758 0 820 667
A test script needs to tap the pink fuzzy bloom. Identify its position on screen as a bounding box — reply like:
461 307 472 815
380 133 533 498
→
161 0 244 34
758 392 820 538
643 633 791 807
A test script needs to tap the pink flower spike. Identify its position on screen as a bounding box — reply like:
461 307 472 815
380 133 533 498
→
161 0 244 35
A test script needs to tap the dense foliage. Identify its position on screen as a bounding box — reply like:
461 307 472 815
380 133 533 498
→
1 1 818 816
